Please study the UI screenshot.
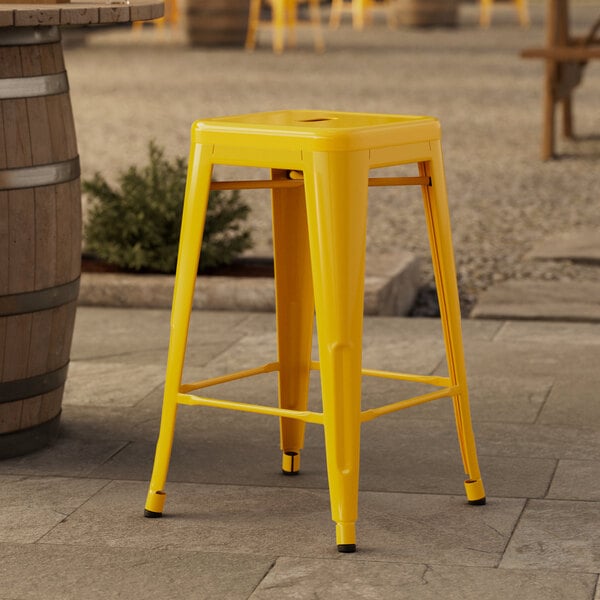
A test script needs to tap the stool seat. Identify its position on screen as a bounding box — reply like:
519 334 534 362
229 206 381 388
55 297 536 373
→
194 110 439 152
144 109 486 553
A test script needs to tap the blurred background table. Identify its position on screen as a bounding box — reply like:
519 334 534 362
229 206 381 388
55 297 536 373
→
522 0 600 159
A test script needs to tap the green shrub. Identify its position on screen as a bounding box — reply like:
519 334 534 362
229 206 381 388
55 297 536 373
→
83 142 252 273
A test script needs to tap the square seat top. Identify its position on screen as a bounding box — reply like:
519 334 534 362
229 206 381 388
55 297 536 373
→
192 110 441 152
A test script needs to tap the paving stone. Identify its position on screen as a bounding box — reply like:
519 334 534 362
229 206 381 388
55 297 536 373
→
88 407 555 499
358 415 554 498
90 437 329 489
60 405 156 443
249 558 598 600
70 307 171 360
361 336 445 374
526 230 600 264
0 477 108 544
0 543 273 600
547 460 600 502
461 339 599 378
502 499 600 573
381 373 553 424
41 480 524 566
0 438 128 478
362 315 502 342
71 306 251 360
475 422 600 461
64 360 166 408
538 379 600 429
494 320 600 346
471 281 600 322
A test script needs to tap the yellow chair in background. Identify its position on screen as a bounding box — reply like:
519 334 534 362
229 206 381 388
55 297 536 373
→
329 0 397 30
132 0 179 33
246 0 325 53
480 0 530 28
144 110 486 552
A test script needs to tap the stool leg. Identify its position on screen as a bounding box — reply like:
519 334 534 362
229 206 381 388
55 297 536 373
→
286 0 298 48
309 0 325 53
144 143 213 517
329 0 343 28
479 0 492 27
352 0 366 30
304 151 370 552
272 0 286 54
271 169 315 475
419 146 486 506
245 0 261 50
515 0 530 27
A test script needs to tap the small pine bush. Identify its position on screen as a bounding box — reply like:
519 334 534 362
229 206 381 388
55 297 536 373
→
83 142 252 273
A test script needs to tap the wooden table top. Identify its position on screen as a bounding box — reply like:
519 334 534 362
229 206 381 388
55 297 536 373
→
0 0 163 27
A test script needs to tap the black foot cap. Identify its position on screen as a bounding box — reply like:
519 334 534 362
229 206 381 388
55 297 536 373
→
337 544 357 553
281 469 300 477
469 497 487 506
144 509 163 518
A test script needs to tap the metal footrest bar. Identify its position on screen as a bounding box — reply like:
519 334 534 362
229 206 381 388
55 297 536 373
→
177 360 457 426
177 393 324 424
361 368 450 387
180 362 280 393
209 175 430 192
360 385 459 423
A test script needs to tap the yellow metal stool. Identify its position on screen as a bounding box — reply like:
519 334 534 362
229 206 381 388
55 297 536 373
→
144 110 486 553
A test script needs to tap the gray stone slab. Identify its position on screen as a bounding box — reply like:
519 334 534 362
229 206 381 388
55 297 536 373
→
360 416 555 498
364 251 420 316
538 379 600 429
362 315 503 342
502 499 600 573
461 339 599 378
250 558 598 600
475 422 600 461
70 307 171 360
72 306 247 362
360 442 555 499
77 272 275 312
41 480 524 566
0 542 273 600
64 360 166 408
547 460 600 502
0 438 128 477
494 320 600 346
60 405 157 443
192 331 280 377
379 373 553 424
78 251 421 316
361 337 445 374
0 476 107 544
90 437 329 488
88 405 554 499
471 281 600 322
526 230 600 264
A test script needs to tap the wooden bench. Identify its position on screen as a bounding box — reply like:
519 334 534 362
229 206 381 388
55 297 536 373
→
522 0 600 159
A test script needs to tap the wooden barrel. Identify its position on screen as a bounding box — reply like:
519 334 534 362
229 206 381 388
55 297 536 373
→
396 0 458 27
186 0 250 47
0 27 81 458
